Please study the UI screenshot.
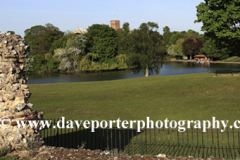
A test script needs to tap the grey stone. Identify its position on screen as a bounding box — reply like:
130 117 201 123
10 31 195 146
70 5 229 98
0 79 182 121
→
13 139 20 144
2 107 9 111
22 138 27 143
17 133 22 139
21 84 28 89
19 42 25 47
5 135 14 141
8 46 13 50
11 50 17 55
15 103 26 111
29 137 34 142
15 145 23 149
0 33 43 149
17 129 22 133
27 103 33 108
8 94 15 100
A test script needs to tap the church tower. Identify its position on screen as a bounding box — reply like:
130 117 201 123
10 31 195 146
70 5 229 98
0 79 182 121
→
110 20 120 30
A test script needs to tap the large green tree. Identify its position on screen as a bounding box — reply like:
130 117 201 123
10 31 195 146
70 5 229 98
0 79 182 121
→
182 38 203 59
86 24 118 62
127 22 165 77
168 32 187 46
200 39 229 59
24 23 64 55
195 0 240 55
49 36 68 55
172 38 185 56
116 29 130 55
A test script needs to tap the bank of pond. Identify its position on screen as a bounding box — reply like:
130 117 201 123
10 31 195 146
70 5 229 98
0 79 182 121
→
26 62 240 84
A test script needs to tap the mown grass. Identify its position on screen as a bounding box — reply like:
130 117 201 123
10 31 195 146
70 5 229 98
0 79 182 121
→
28 72 240 157
219 56 240 62
29 72 240 124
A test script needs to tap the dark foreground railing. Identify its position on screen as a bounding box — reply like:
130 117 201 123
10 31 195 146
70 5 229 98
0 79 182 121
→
39 119 240 159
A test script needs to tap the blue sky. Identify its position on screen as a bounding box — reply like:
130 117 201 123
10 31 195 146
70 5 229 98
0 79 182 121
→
1 0 204 37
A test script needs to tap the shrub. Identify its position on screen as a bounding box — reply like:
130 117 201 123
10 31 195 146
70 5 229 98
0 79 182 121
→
47 59 60 72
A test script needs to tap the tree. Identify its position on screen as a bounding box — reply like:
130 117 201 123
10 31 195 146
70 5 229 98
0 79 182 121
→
86 24 118 62
47 59 60 72
55 48 81 72
168 32 187 45
24 23 64 55
162 26 172 52
167 45 174 56
49 35 69 55
66 34 88 55
163 26 170 33
182 38 203 60
122 22 130 32
24 25 44 55
172 38 185 56
200 39 229 60
187 29 199 37
29 54 46 72
127 22 165 77
195 0 240 55
116 29 130 55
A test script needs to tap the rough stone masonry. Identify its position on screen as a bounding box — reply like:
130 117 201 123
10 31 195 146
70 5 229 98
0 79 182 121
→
0 32 43 149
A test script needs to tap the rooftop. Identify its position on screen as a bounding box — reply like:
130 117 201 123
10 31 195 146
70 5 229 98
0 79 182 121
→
194 55 207 58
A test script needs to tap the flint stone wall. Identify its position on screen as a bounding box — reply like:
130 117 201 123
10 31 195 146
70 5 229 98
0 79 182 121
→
0 32 43 149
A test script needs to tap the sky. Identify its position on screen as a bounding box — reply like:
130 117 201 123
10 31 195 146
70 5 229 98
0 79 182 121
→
1 0 205 37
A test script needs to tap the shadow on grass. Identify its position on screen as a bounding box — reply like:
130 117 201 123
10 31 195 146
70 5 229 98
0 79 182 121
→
41 128 140 152
40 128 240 158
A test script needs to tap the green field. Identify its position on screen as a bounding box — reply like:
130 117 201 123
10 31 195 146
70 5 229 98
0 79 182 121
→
28 72 240 158
29 72 240 123
219 56 240 62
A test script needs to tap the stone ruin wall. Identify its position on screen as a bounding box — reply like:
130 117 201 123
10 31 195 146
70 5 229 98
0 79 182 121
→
0 32 43 149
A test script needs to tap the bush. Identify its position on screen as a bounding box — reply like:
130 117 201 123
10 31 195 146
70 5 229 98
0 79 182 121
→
29 54 46 72
47 59 60 72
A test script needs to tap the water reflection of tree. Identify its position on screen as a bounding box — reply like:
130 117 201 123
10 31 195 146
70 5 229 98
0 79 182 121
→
130 62 163 76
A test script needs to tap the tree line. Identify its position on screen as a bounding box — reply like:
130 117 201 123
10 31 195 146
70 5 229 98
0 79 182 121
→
20 22 202 76
16 0 240 76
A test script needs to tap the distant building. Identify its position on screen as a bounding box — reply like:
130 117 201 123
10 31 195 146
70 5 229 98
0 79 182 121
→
110 20 130 31
110 20 121 31
194 55 213 63
74 27 87 34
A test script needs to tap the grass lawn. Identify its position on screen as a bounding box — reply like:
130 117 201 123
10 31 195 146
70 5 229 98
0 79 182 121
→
28 72 240 157
28 72 240 124
218 56 240 62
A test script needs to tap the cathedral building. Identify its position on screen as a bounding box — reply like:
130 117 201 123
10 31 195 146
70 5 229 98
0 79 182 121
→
110 20 121 30
73 27 87 34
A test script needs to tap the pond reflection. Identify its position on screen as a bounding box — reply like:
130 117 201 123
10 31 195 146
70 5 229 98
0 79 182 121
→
26 62 240 84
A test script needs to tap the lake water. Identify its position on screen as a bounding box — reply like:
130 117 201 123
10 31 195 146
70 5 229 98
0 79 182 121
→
26 62 240 84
